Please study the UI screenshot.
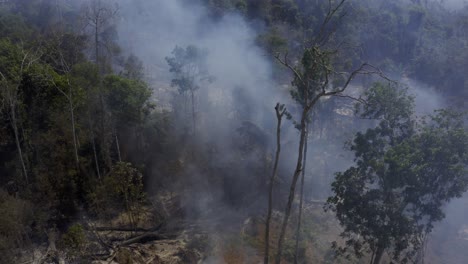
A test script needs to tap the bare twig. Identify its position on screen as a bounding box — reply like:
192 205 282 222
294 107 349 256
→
315 0 347 46
274 52 305 87
333 94 368 105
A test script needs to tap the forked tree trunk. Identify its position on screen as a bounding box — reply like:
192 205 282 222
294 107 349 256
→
372 246 385 264
419 234 428 264
191 89 196 134
264 103 286 264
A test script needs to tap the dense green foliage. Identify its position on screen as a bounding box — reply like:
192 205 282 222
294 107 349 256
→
0 1 157 261
327 84 468 263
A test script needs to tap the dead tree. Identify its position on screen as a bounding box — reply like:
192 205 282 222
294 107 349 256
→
82 0 119 170
82 0 118 73
264 103 287 264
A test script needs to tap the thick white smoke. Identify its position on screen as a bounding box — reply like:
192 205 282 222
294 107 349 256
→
115 0 287 123
113 0 299 227
440 0 468 10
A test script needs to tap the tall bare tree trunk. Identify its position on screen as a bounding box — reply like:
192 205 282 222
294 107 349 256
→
419 233 428 264
191 89 196 134
264 103 286 264
10 103 28 183
92 10 109 170
95 21 99 71
51 76 80 168
294 122 308 264
115 132 121 162
68 87 79 167
372 245 385 264
87 111 101 179
369 248 375 264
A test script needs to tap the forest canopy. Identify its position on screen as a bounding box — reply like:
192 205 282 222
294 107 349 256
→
0 0 467 263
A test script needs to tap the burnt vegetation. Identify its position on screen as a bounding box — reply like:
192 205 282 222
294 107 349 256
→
0 0 467 263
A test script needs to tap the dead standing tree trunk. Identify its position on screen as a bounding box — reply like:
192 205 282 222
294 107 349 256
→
114 127 122 162
82 0 118 171
264 103 287 264
87 106 101 179
191 88 196 135
9 100 28 183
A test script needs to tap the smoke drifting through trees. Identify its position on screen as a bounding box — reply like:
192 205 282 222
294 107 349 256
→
1 0 467 263
110 0 453 196
115 0 294 191
115 0 464 253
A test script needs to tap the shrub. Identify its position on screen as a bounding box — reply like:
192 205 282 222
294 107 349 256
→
89 162 147 227
0 190 34 263
61 223 87 258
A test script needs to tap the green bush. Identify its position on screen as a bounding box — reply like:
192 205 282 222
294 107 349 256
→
89 162 147 225
61 223 87 257
0 190 34 263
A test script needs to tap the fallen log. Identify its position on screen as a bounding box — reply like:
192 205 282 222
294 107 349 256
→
85 222 164 233
92 226 160 232
116 232 176 247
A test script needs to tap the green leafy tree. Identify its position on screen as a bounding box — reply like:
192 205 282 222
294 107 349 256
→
71 62 102 178
165 45 213 134
326 83 468 264
60 223 87 259
103 74 152 162
45 55 85 168
0 189 34 263
89 162 146 228
103 75 152 128
273 35 371 264
120 54 144 81
21 62 85 228
0 39 40 184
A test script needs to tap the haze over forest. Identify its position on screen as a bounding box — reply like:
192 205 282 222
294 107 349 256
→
0 0 467 263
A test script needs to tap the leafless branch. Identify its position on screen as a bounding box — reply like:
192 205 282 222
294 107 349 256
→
333 94 368 105
315 0 347 45
274 52 305 87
